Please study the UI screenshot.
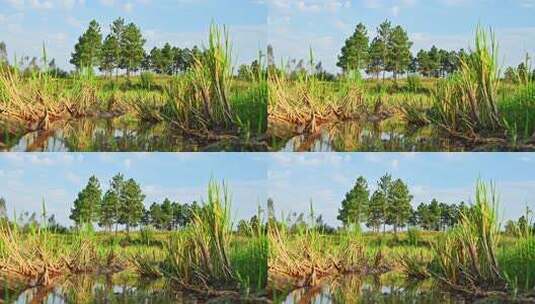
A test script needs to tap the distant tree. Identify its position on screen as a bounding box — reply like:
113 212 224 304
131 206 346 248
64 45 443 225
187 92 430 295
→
408 207 419 227
377 173 392 233
99 189 118 232
100 34 120 77
0 42 7 64
386 25 412 81
148 202 163 229
427 46 441 77
0 197 7 218
504 220 518 236
337 23 369 73
518 215 529 234
267 44 275 67
385 178 413 235
160 198 174 230
109 173 125 232
428 199 442 230
237 219 250 235
70 176 102 227
415 203 429 229
376 20 392 81
366 37 383 79
110 18 126 77
367 190 385 233
118 178 145 234
120 22 146 77
237 64 251 80
170 202 185 229
504 66 517 82
337 176 369 229
416 49 431 77
70 20 102 70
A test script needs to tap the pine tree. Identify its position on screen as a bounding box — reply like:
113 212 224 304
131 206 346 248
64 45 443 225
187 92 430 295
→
366 37 383 79
416 49 431 76
377 20 392 81
367 190 385 233
70 20 102 70
428 46 441 77
377 173 392 233
110 18 126 78
428 199 441 230
70 176 102 227
386 25 413 81
337 23 369 73
160 198 174 230
99 189 118 232
385 178 413 235
149 202 163 229
337 176 369 229
118 178 145 234
100 34 120 77
160 43 174 75
110 173 125 232
120 22 146 77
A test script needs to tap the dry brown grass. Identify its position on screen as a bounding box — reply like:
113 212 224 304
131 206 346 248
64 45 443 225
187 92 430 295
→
0 69 99 131
0 225 109 287
268 225 385 288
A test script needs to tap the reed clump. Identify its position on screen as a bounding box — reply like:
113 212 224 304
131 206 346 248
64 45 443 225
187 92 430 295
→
174 181 234 286
161 25 238 135
431 27 503 138
131 181 268 298
430 181 506 295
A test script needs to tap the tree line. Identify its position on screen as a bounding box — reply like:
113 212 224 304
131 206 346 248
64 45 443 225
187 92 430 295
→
337 20 467 80
70 18 200 77
337 174 471 235
69 173 209 233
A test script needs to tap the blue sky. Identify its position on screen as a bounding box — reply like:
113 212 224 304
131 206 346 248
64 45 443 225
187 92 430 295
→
0 153 268 227
0 0 267 70
1 153 534 228
268 0 535 72
268 153 535 227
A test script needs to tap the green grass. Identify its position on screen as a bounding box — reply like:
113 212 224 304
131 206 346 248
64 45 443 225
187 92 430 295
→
499 237 535 292
0 25 266 142
500 83 535 141
127 181 269 297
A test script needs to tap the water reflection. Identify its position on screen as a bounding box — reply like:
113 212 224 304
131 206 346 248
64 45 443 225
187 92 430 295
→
2 273 206 304
279 273 465 304
271 119 477 152
1 117 265 152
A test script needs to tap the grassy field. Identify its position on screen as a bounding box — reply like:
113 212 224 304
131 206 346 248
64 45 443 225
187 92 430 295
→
0 182 269 303
268 182 535 302
268 29 535 151
0 25 267 149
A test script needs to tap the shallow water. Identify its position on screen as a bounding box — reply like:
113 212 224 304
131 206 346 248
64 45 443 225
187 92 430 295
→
276 273 503 304
270 119 493 152
1 117 264 152
2 273 210 304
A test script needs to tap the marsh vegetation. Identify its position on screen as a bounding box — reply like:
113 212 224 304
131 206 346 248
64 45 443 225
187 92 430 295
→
267 178 535 303
268 21 535 152
0 179 269 303
0 19 267 152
